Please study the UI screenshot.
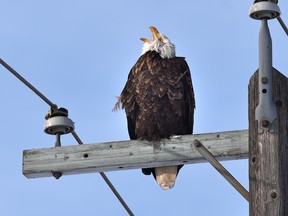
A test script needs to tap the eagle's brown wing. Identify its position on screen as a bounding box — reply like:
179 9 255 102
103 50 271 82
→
116 50 195 189
119 50 195 140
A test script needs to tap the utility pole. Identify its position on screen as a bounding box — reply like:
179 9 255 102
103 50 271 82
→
3 1 288 215
249 1 288 215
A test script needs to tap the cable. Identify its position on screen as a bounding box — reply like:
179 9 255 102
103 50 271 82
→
0 58 56 108
277 16 288 36
1 59 134 216
99 172 134 216
71 131 84 145
71 131 134 216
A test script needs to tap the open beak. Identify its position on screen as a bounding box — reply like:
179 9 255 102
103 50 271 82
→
140 26 161 43
149 26 160 40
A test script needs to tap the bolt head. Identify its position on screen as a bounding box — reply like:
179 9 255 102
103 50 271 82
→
262 120 270 127
271 191 278 199
52 171 62 180
261 77 268 84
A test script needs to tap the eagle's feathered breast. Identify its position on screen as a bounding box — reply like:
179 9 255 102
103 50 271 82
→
120 51 195 141
115 26 195 190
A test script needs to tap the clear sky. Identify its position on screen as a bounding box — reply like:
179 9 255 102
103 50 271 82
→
1 1 287 215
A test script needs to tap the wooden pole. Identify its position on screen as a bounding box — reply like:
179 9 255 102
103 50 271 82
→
249 68 288 215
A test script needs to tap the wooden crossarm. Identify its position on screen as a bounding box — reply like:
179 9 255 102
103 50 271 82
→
23 130 248 179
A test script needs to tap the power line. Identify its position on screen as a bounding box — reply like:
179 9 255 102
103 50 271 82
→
0 58 134 216
71 131 134 216
277 16 288 36
0 59 56 108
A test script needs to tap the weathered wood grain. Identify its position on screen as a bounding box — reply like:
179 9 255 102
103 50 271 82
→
23 130 248 179
249 68 288 215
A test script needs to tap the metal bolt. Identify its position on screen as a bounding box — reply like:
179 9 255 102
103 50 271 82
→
275 100 283 107
271 191 278 199
52 171 62 180
194 140 201 148
261 76 268 84
262 120 270 127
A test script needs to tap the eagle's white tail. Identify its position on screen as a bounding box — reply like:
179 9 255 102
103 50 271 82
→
155 166 178 190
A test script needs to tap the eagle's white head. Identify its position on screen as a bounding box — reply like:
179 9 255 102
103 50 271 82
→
140 26 176 59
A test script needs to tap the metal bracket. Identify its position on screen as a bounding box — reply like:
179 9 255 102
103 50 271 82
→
249 1 280 133
255 19 277 133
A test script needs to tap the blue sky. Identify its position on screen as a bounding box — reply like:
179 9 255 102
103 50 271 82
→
1 1 287 215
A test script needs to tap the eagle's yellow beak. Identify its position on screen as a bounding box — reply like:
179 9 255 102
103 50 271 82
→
140 26 161 43
149 26 160 40
139 37 152 43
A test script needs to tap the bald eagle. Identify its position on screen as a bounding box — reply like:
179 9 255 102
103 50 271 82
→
114 26 195 190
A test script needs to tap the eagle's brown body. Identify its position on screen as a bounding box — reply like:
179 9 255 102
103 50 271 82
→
116 50 195 189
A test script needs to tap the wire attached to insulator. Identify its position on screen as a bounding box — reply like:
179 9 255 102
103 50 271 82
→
277 17 288 36
71 131 135 216
0 59 134 216
0 58 57 109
